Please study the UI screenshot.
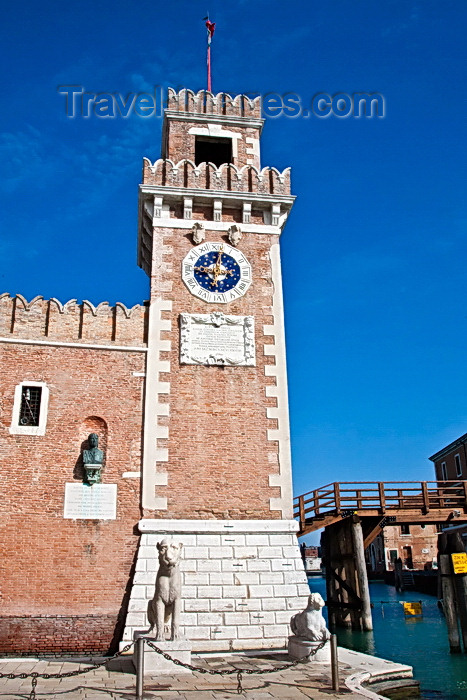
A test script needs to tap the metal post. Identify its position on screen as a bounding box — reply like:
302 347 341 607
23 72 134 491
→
136 636 145 699
330 634 339 691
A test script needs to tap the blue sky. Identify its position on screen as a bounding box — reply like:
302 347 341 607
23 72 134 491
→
2 1 467 537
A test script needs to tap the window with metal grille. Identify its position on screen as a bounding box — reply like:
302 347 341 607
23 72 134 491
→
19 386 42 426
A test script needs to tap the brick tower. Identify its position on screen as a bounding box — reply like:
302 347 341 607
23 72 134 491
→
123 88 309 651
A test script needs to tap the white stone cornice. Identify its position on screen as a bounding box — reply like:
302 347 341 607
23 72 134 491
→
139 217 285 235
139 184 295 210
164 109 265 132
138 519 299 533
0 337 148 352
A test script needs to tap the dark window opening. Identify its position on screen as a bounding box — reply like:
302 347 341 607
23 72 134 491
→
195 136 232 167
19 386 42 426
400 524 410 535
455 454 462 477
441 461 447 481
402 545 413 568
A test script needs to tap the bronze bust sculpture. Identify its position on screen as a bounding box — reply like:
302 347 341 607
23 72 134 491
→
82 433 104 484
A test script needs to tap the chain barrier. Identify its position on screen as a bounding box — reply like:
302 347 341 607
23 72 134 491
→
0 637 327 698
0 642 134 700
144 638 328 694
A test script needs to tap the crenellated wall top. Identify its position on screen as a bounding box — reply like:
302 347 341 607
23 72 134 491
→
166 88 262 119
0 293 148 346
142 158 291 197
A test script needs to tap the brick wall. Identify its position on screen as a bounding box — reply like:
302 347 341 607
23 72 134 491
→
0 615 121 656
166 88 262 120
145 224 283 520
0 310 146 653
142 157 291 196
0 294 148 345
164 120 261 169
384 524 438 569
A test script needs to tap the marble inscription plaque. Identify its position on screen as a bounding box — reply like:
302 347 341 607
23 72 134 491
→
180 312 255 366
64 483 117 520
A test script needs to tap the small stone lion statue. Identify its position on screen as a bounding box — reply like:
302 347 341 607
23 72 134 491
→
290 593 331 642
147 540 183 641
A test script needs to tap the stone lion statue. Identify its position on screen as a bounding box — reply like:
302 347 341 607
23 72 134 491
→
290 593 331 642
147 540 183 641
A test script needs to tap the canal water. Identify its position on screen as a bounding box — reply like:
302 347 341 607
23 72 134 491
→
307 576 467 699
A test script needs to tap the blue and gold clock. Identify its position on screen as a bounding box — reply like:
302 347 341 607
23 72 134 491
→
182 242 252 303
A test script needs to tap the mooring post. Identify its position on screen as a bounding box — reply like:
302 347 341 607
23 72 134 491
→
450 533 467 653
330 633 339 691
439 554 461 653
454 570 467 653
351 516 373 631
394 557 404 592
136 636 145 699
322 528 336 632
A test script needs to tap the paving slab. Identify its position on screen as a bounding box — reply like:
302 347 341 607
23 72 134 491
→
0 646 414 700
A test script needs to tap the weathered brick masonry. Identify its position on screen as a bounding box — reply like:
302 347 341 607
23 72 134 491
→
148 226 282 520
0 298 148 654
138 88 295 520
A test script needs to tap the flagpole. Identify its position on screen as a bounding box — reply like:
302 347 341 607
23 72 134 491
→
207 43 212 92
204 16 215 93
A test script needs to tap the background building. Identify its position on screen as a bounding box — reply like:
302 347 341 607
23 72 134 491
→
366 524 439 576
430 433 467 482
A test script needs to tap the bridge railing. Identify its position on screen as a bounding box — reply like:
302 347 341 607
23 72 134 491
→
294 480 467 525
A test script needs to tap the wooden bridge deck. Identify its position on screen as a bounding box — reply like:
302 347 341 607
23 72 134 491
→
294 480 467 537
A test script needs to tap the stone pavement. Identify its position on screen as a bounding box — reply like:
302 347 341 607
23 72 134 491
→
0 648 412 699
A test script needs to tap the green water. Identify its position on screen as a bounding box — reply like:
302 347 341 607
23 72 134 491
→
308 577 467 699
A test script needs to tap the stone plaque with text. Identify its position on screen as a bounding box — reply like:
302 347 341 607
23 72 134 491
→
64 483 117 520
180 312 255 366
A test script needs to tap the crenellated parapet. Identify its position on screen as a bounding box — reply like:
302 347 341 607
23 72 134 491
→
142 158 291 196
167 87 261 119
0 293 148 346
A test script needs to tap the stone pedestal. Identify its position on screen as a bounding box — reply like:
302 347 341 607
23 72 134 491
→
122 519 310 653
287 636 331 663
132 632 192 675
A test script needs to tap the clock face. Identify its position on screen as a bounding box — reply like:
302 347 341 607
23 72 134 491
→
182 242 252 303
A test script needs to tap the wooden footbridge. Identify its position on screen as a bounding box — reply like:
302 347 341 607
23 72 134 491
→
294 481 467 633
295 480 467 539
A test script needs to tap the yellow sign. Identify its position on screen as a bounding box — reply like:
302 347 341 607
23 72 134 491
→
452 552 467 574
403 602 422 616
